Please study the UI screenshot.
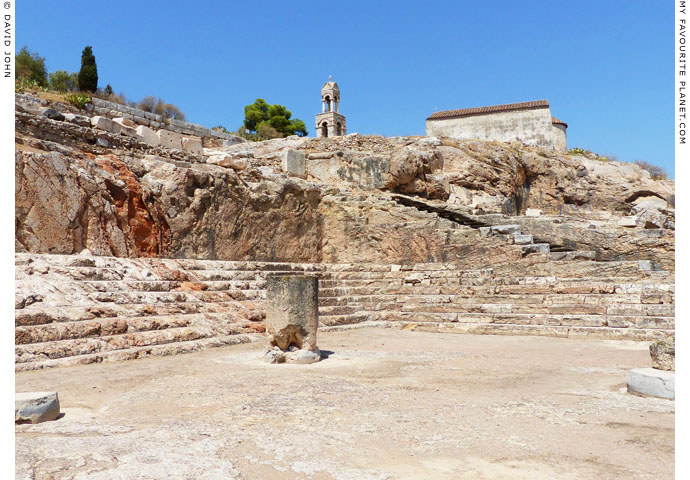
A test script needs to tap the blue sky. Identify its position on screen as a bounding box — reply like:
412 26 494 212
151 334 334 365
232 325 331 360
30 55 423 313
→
17 1 674 177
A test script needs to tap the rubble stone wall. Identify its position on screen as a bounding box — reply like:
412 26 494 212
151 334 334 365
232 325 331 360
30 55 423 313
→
89 98 244 147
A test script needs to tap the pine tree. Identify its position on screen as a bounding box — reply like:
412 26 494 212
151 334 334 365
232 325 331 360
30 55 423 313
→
77 46 98 92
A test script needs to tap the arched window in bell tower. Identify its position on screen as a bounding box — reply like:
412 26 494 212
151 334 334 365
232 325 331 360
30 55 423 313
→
316 75 345 137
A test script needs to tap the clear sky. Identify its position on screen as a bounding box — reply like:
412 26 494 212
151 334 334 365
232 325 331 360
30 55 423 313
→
17 0 675 177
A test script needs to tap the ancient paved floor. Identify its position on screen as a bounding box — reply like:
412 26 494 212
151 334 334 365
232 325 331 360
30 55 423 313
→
16 328 674 480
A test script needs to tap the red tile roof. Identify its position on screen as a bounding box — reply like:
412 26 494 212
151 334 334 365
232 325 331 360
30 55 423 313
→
551 116 568 128
427 100 550 121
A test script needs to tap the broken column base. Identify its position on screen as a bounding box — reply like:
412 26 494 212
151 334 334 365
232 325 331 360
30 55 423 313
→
263 346 322 364
627 368 675 399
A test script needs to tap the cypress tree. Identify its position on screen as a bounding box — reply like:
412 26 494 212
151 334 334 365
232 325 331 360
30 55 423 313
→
77 46 98 92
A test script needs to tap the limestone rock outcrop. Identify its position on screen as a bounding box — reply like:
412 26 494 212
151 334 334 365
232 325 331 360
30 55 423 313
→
15 93 673 270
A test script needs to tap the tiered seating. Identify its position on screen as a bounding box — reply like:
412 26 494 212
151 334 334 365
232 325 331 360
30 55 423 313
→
317 265 674 341
15 254 674 371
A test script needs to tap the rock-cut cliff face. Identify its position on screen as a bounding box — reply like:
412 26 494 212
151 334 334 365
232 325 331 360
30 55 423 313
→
16 149 325 262
15 94 674 269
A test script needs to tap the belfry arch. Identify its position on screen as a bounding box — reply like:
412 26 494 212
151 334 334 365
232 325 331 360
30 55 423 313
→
315 75 346 138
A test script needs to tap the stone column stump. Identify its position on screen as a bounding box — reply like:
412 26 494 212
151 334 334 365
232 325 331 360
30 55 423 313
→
263 275 321 364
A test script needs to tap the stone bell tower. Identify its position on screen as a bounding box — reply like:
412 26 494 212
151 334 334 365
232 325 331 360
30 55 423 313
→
315 76 346 138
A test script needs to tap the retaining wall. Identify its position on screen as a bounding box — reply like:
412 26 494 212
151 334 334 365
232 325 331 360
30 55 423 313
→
90 98 244 147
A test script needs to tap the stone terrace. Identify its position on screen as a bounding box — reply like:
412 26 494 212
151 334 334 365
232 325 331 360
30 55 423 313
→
15 253 674 371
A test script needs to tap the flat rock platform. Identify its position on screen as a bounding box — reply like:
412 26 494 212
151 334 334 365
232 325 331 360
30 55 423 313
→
16 328 674 479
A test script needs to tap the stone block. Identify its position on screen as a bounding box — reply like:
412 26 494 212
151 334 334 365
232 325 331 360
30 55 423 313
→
222 137 246 147
512 234 533 245
91 115 120 134
525 208 542 217
490 224 521 235
113 116 136 127
157 129 183 150
650 338 674 371
282 149 307 178
263 275 320 364
16 392 60 424
63 113 91 127
136 125 161 146
617 216 637 228
42 108 65 121
627 368 674 399
419 136 443 146
637 260 652 271
213 156 247 171
182 137 203 154
521 243 550 255
550 250 597 261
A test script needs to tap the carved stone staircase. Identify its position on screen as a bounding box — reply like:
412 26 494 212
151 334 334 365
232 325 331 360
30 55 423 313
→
16 253 674 371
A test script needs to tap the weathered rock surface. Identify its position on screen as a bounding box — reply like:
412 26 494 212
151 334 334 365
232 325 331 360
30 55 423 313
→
15 391 60 424
627 368 675 399
650 338 675 371
14 93 674 268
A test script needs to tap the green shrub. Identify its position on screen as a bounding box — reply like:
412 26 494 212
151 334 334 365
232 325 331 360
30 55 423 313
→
568 147 587 155
15 77 48 92
256 123 282 139
633 160 668 180
48 70 78 92
65 93 92 109
16 46 48 87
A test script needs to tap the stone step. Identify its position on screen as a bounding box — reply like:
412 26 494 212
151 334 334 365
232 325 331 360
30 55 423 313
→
317 284 674 298
549 251 598 261
16 314 189 345
15 289 265 309
318 301 674 317
14 312 257 345
17 254 664 278
73 279 267 292
318 311 674 330
15 326 217 364
317 268 669 282
402 322 673 342
521 243 550 255
512 234 533 245
317 291 672 307
478 224 522 235
318 278 675 293
15 301 256 326
14 253 320 273
15 334 258 372
319 313 371 327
